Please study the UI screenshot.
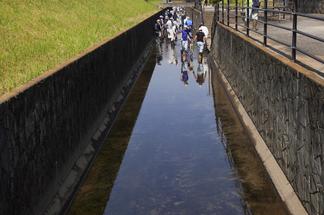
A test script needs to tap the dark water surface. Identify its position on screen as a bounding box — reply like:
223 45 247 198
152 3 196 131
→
103 41 244 215
99 38 289 215
68 37 289 215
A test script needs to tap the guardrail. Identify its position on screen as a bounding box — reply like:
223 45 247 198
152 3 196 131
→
214 0 324 70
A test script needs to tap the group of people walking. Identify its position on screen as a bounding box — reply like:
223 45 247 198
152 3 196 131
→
154 7 209 64
154 7 210 87
154 7 190 45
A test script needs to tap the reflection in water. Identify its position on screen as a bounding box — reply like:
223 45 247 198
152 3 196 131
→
67 51 157 215
155 38 163 65
102 38 247 215
68 35 290 215
193 63 207 86
211 64 289 215
168 43 178 65
180 62 189 85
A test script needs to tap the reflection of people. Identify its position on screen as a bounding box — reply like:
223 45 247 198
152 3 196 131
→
194 29 206 63
203 60 209 75
181 62 189 86
181 26 191 63
193 63 207 86
187 43 194 68
168 44 178 65
156 39 162 65
154 20 161 37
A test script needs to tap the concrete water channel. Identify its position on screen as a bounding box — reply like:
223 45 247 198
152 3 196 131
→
68 37 290 215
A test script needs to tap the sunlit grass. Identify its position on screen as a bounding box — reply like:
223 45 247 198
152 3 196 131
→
0 0 159 96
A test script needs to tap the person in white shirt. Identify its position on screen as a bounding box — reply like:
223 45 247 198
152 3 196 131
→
166 18 172 30
199 24 209 50
199 24 209 39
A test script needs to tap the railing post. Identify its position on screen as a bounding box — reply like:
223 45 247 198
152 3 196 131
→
264 0 268 45
246 0 249 36
292 0 297 61
283 0 286 19
222 0 225 23
201 2 204 25
217 2 220 22
235 0 238 30
227 0 230 26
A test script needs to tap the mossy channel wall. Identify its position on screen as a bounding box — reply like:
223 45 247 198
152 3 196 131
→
0 10 164 215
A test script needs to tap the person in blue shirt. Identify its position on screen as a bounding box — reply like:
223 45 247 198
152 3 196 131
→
181 27 189 52
180 26 193 64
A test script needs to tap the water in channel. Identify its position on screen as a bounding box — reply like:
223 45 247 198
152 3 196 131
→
68 37 290 215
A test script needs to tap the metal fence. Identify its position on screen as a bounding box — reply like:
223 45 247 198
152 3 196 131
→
215 0 324 70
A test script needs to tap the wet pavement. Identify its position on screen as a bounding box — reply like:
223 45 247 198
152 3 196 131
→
68 36 290 215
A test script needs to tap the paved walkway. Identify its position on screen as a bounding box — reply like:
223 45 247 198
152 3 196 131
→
221 11 324 74
215 7 324 75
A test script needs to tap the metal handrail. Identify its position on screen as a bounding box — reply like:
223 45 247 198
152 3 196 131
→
296 12 324 21
295 47 324 64
266 34 291 47
215 0 324 68
257 20 292 31
296 30 324 43
257 8 292 15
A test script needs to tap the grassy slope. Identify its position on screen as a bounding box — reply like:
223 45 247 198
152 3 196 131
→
0 0 159 96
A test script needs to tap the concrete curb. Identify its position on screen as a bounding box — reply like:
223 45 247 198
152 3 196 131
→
211 58 308 215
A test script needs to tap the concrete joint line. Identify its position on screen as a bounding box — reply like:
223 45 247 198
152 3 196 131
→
212 58 308 215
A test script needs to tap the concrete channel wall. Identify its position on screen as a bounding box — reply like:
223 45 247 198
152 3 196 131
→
210 23 324 215
0 10 163 215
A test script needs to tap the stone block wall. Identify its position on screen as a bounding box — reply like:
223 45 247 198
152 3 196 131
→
210 24 324 215
0 11 162 215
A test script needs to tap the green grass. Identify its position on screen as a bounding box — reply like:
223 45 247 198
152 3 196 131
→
0 0 159 96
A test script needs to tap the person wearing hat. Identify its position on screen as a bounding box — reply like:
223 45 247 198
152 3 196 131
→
185 17 193 29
